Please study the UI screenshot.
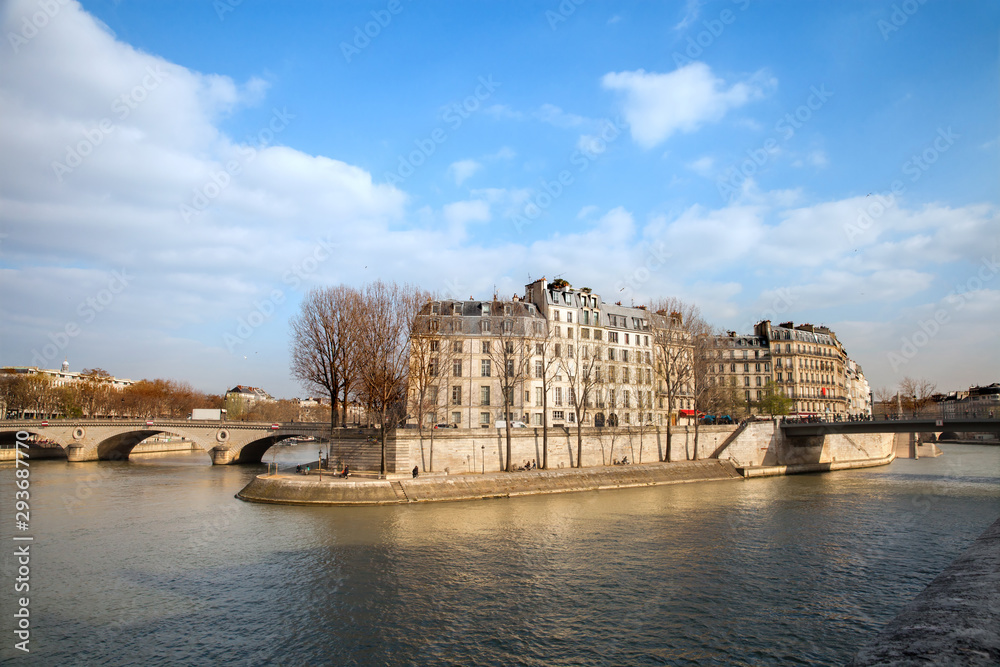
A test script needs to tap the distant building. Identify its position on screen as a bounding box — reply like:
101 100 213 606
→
1 360 134 389
225 385 274 414
935 383 999 419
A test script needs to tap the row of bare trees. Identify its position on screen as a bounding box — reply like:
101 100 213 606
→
0 368 223 420
290 280 428 475
873 377 937 417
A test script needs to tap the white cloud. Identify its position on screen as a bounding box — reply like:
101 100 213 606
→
442 199 491 236
447 159 482 186
601 63 774 148
686 155 715 176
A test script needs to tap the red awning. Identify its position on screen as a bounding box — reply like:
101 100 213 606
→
678 409 700 416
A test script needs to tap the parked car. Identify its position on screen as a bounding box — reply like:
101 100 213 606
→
495 420 528 429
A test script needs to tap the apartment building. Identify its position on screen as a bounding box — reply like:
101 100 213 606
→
411 278 665 429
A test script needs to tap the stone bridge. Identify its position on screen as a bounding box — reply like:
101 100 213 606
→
779 418 1000 439
0 419 335 464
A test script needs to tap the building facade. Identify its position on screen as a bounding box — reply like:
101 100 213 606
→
409 281 873 428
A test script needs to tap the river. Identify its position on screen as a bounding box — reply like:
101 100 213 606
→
1 443 998 665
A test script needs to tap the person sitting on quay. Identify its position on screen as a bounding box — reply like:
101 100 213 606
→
340 465 350 478
412 465 419 478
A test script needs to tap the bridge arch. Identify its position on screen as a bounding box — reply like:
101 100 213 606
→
231 433 317 464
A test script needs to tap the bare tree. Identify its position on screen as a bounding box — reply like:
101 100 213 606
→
484 302 532 472
408 308 458 472
625 355 655 463
688 323 729 459
532 320 561 469
357 280 426 476
898 377 937 418
649 300 700 461
561 333 604 467
290 285 362 437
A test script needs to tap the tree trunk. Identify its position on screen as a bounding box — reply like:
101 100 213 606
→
693 419 700 460
576 424 583 468
504 410 512 472
542 387 549 469
665 420 673 462
379 424 387 476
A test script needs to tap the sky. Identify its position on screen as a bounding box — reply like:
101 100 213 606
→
0 0 997 399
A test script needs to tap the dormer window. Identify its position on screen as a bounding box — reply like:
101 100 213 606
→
482 303 490 316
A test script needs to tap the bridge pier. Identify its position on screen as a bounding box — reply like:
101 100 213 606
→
66 445 98 462
210 447 237 465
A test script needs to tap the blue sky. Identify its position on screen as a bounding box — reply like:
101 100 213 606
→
0 0 997 398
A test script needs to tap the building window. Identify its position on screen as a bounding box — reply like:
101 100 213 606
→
553 411 564 420
581 328 590 339
480 412 490 424
480 320 491 334
452 411 461 425
453 304 461 316
429 359 438 377
453 340 463 353
533 413 542 425
744 377 750 386
609 331 619 343
453 360 462 376
480 386 491 406
535 387 543 406
553 310 560 321
451 386 462 405
554 387 563 406
481 359 491 376
535 361 543 378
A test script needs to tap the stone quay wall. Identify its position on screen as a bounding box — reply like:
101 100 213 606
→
326 425 737 474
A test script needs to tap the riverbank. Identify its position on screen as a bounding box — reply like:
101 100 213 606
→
237 459 744 506
853 514 1000 665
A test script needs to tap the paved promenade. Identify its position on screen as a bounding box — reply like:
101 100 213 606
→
237 459 743 505
853 514 1000 665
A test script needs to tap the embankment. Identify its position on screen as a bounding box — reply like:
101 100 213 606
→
853 514 1000 665
237 459 743 506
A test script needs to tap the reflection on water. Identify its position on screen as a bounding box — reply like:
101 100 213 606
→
1 443 998 665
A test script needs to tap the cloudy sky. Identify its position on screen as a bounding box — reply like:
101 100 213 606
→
1 0 997 399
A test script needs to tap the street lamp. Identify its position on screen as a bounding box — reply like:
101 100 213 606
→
318 449 323 480
481 444 485 474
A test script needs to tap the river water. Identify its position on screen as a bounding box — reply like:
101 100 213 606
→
1 443 998 666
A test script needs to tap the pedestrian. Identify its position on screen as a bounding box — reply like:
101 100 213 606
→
412 465 419 478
